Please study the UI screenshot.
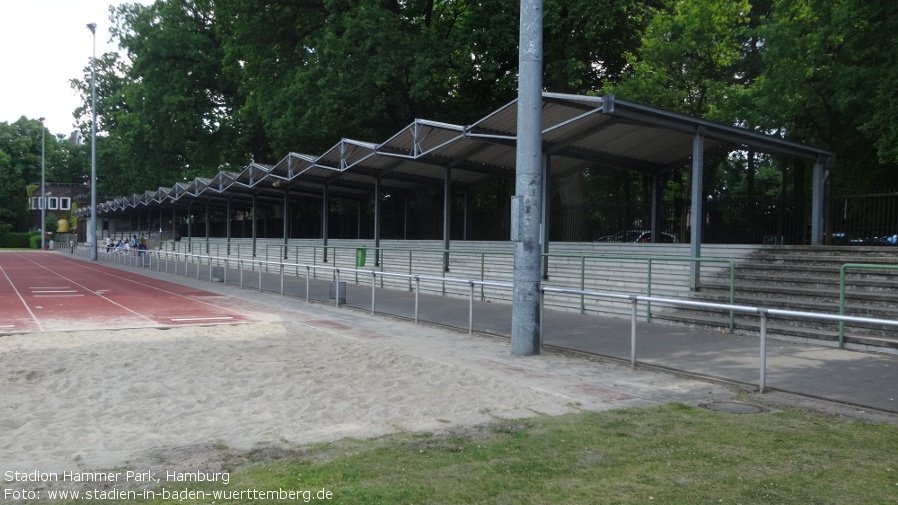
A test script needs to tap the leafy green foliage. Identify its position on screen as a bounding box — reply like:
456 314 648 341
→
60 0 898 211
0 233 32 248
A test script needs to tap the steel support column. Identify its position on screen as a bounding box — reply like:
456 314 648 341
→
443 166 451 272
403 195 408 240
511 0 543 356
374 178 381 266
811 157 825 245
204 203 210 254
283 190 289 259
187 203 192 253
689 129 705 290
226 198 231 255
650 174 659 243
541 155 550 280
251 194 257 257
322 186 329 262
463 190 469 241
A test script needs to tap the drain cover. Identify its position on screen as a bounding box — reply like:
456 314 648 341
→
700 401 767 414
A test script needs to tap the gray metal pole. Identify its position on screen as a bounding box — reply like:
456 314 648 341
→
172 205 176 251
759 309 768 393
283 190 289 260
403 195 408 240
226 198 231 255
511 0 543 356
689 129 705 291
630 295 638 366
87 23 98 261
40 117 46 251
205 202 210 254
251 194 257 257
322 186 329 262
811 157 825 245
650 174 659 243
443 166 451 272
187 203 192 253
374 178 381 266
463 190 469 240
541 155 550 279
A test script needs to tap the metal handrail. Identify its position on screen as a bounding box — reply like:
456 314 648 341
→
542 286 898 393
189 241 734 323
110 248 515 336
545 253 736 330
69 244 898 394
839 263 898 348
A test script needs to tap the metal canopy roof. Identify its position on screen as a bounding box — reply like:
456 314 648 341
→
82 93 833 218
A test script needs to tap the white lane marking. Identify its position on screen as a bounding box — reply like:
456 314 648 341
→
0 265 44 332
14 254 156 324
524 385 580 401
0 324 17 328
28 286 72 290
33 294 85 298
169 316 234 322
48 256 251 319
31 290 78 294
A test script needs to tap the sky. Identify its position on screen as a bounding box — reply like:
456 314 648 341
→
0 0 153 136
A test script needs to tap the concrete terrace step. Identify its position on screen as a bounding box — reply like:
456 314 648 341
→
699 283 898 306
703 271 898 291
158 239 898 349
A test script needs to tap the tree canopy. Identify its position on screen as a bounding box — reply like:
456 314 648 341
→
0 0 880 236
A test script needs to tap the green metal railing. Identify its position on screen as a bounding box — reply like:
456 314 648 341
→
545 254 736 331
166 241 737 329
838 263 898 348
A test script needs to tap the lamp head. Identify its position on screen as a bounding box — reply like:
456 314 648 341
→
86 23 97 34
39 117 45 122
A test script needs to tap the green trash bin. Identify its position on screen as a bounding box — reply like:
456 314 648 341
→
356 246 367 267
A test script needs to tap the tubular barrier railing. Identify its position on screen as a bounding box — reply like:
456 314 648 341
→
541 287 898 393
156 241 737 321
70 245 898 394
839 263 898 348
74 245 515 336
546 253 736 330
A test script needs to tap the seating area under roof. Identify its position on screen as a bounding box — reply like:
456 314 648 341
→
81 93 834 232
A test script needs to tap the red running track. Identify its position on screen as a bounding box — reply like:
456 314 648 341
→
0 251 251 333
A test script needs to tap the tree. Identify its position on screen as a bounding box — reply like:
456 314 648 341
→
753 0 898 193
0 118 45 232
71 0 252 197
607 0 753 117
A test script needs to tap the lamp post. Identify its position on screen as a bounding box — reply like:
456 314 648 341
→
87 22 98 261
39 117 46 251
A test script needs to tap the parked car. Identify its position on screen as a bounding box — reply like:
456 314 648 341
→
595 230 678 243
831 233 898 246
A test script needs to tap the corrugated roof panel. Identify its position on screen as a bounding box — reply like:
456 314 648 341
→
92 93 833 218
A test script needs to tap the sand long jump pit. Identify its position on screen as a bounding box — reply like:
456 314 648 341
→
0 277 738 495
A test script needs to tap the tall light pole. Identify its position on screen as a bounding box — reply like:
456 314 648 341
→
510 0 544 356
39 117 46 251
87 22 98 261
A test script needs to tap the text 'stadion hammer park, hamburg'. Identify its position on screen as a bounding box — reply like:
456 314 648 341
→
5 470 228 484
3 470 334 502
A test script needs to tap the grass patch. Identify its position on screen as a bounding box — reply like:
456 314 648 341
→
52 403 898 504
